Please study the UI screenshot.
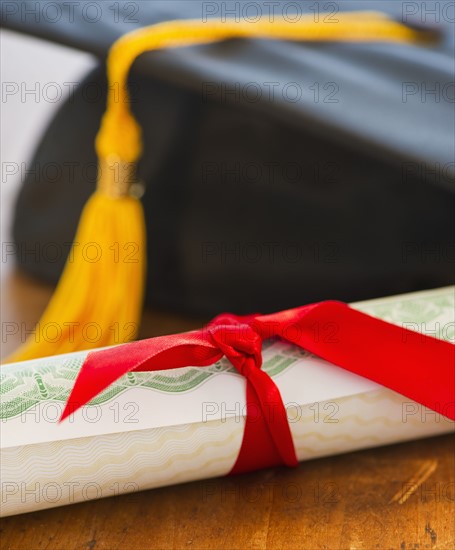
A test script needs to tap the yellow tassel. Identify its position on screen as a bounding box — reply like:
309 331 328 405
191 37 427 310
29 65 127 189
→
7 12 432 362
7 161 146 363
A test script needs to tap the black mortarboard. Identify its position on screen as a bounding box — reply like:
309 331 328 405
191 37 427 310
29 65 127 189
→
2 1 453 361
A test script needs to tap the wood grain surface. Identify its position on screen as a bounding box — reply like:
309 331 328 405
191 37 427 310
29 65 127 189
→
1 269 454 550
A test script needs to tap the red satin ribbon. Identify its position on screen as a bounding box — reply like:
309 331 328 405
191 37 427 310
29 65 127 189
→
61 301 454 474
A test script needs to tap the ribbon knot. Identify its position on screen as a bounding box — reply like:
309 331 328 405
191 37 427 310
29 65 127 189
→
207 314 263 377
205 311 298 473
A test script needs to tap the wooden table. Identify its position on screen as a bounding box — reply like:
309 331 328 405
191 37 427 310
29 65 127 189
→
1 270 454 550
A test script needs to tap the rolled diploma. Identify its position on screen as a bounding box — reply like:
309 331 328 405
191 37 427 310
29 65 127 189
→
1 287 453 517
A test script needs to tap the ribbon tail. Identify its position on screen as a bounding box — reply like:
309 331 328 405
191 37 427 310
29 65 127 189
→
60 332 222 422
230 366 298 474
262 301 455 421
60 345 136 421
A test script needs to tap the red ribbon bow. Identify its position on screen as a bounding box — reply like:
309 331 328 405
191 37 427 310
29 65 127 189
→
61 301 454 474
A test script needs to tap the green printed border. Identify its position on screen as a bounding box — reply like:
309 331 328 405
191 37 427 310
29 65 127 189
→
1 289 453 421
